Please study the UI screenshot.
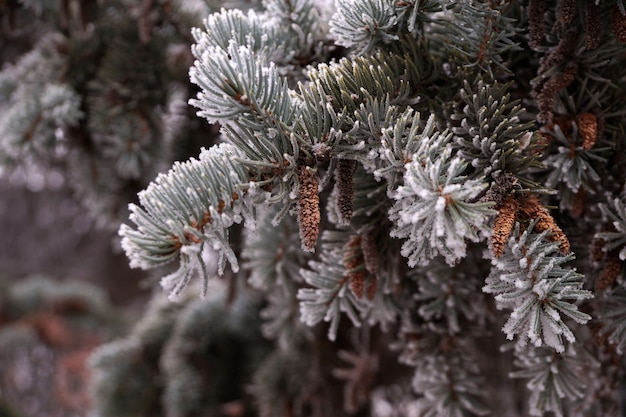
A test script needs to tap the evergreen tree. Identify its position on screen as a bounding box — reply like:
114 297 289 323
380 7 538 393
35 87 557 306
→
3 0 626 416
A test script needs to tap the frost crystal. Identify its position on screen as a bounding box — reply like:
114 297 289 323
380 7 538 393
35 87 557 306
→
389 148 493 266
483 222 592 352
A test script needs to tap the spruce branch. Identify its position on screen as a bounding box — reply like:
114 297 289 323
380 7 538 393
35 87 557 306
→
412 257 488 335
389 146 494 267
596 286 626 353
596 192 626 260
243 207 305 291
374 111 447 191
119 143 253 297
191 8 284 61
159 290 267 417
295 50 414 162
303 52 412 117
190 2 322 69
329 0 399 54
483 221 592 353
243 209 312 348
189 42 296 143
249 350 314 417
450 80 539 181
262 0 323 62
411 353 491 417
297 230 370 341
0 38 83 162
394 0 446 36
543 123 607 195
433 0 521 76
510 344 593 417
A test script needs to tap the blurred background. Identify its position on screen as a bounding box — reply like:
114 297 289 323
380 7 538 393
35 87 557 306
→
0 1 226 415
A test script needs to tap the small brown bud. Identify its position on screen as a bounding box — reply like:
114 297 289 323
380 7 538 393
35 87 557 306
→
571 187 586 217
529 0 548 49
343 234 377 299
612 5 626 43
360 230 379 275
366 276 378 300
297 164 320 252
491 196 519 257
518 194 570 254
349 270 366 299
590 236 606 263
558 0 576 25
537 63 578 125
576 112 598 150
585 1 601 50
344 235 365 298
595 254 622 291
334 159 357 227
480 173 520 208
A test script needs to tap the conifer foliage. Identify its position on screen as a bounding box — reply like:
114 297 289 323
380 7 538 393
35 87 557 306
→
3 0 626 416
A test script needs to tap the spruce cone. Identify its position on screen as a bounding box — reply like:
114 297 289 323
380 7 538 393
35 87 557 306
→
297 164 320 252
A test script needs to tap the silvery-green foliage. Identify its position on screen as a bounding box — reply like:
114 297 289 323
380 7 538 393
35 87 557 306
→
483 222 592 353
394 0 447 35
432 1 521 75
191 1 320 70
297 52 414 164
243 210 311 348
389 145 494 267
0 37 83 162
597 192 626 260
248 350 314 417
243 208 305 290
262 0 322 60
188 38 299 186
297 230 369 341
596 286 626 353
510 344 593 417
303 51 413 117
329 0 448 55
412 257 488 334
189 42 296 136
160 290 267 417
450 80 537 181
544 124 606 193
119 143 254 298
373 110 436 190
329 0 399 54
89 294 183 417
99 112 161 180
411 352 490 417
191 9 285 60
103 0 626 414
